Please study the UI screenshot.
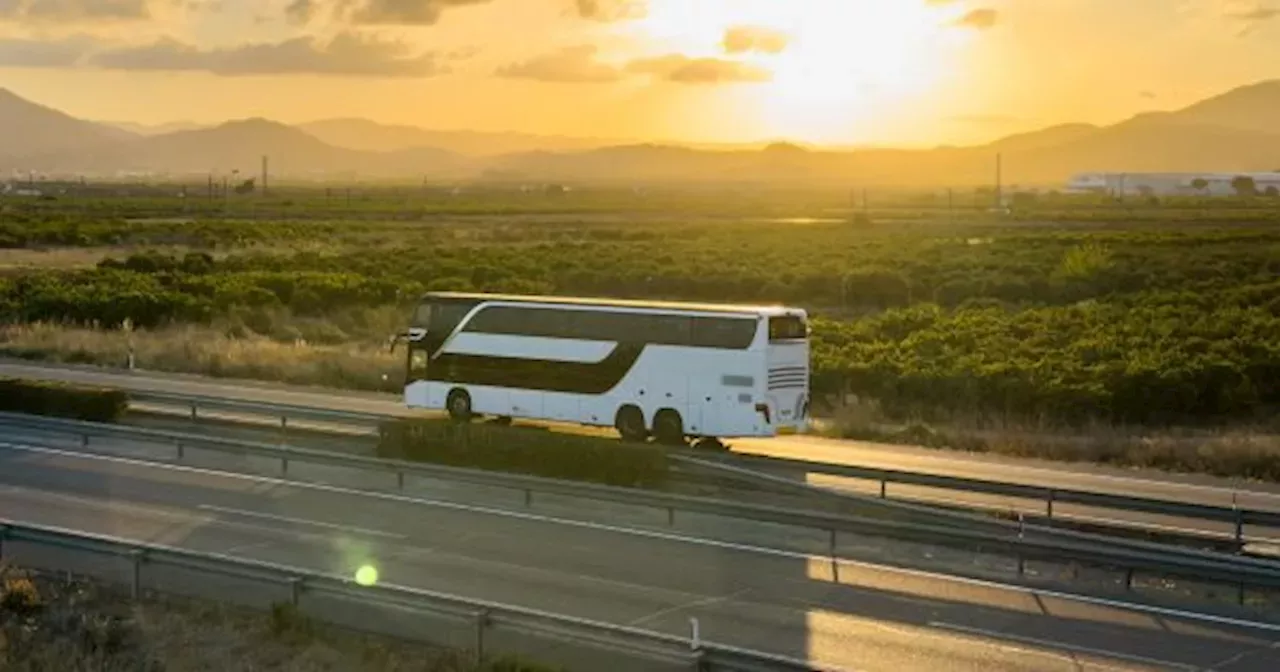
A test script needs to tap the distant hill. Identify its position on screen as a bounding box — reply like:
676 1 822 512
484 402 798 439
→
5 78 1280 184
0 88 134 161
300 118 621 156
489 79 1280 185
22 118 360 177
1159 80 1280 135
103 120 209 136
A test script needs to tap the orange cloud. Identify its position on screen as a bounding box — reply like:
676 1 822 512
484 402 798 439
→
626 54 771 84
722 26 789 55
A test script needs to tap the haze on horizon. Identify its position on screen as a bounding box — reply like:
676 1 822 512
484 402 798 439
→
0 0 1278 148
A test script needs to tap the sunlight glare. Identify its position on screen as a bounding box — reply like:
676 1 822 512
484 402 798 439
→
635 0 966 143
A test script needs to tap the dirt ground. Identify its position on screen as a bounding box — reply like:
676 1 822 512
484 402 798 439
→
0 564 559 671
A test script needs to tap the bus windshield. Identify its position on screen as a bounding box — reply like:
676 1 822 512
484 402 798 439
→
768 315 808 341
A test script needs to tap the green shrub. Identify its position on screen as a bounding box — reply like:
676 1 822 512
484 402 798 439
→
0 378 128 422
378 420 668 489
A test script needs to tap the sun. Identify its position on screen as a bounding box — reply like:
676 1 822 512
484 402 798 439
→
633 0 964 144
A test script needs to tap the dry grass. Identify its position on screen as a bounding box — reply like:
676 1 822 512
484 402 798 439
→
825 398 1280 482
0 246 124 270
0 321 403 393
0 564 558 671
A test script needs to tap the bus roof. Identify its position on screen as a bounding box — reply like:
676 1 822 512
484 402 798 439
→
421 291 801 316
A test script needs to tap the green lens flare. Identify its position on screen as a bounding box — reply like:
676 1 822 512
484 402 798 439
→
355 565 379 586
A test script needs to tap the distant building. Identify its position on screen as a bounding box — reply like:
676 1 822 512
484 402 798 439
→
1065 172 1280 197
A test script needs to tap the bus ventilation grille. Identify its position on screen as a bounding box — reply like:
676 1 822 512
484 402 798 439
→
768 366 808 390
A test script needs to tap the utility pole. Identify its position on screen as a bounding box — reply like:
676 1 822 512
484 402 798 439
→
261 155 269 196
995 153 1003 209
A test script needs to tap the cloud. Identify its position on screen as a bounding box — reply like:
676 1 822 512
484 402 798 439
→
722 26 788 55
1139 90 1157 99
341 0 491 25
0 35 95 67
950 8 998 29
496 45 621 82
284 0 315 24
1222 0 1279 34
574 0 645 22
0 0 149 21
90 31 449 77
625 54 771 84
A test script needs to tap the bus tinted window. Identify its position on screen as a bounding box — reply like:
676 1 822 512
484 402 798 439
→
466 306 525 334
430 302 472 334
463 304 757 349
412 303 432 329
769 316 807 341
692 317 756 348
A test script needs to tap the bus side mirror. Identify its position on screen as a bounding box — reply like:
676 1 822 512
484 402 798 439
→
388 333 407 354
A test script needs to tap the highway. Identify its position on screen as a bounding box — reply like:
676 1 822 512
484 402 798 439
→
6 360 1280 535
2 440 1280 671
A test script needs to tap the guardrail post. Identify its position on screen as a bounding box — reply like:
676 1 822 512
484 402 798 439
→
1233 495 1244 544
829 529 840 582
190 402 198 421
279 416 288 443
81 433 89 448
130 550 145 600
879 479 887 499
474 609 490 667
1046 490 1056 519
175 442 184 460
689 616 701 651
288 577 303 606
667 507 675 527
524 488 532 508
1124 568 1134 591
281 457 289 476
1238 582 1247 607
0 525 8 559
396 471 405 490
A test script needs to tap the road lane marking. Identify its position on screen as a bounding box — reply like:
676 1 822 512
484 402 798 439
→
929 621 1200 671
626 588 753 627
196 503 407 540
7 440 1280 637
1205 639 1280 671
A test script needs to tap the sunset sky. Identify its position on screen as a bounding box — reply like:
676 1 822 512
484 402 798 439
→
1 0 1278 146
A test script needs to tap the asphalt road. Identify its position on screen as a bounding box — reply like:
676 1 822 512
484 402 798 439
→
6 359 1280 543
2 443 1279 671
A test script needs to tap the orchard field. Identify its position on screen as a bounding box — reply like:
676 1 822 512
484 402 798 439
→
1 184 1278 437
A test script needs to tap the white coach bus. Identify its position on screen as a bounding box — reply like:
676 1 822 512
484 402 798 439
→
399 292 810 446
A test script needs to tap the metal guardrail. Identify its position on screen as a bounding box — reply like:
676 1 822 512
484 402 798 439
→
0 519 815 672
130 389 392 428
721 453 1280 543
5 410 1280 601
129 388 1280 545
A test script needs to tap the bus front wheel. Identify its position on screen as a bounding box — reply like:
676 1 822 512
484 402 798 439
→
615 406 648 443
446 389 472 423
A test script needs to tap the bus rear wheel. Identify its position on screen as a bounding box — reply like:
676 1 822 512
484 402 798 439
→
653 409 686 447
615 406 648 443
446 389 472 423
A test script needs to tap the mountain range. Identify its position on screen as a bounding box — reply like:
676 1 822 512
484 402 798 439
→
4 80 1280 186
